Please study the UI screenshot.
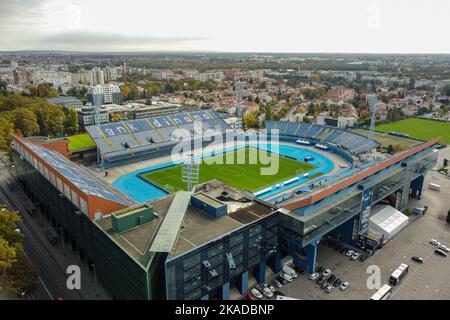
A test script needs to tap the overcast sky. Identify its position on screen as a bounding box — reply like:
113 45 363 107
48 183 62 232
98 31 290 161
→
1 0 449 53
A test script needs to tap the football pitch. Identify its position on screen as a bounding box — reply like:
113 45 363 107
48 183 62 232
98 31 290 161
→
68 133 96 151
376 118 450 145
140 147 316 192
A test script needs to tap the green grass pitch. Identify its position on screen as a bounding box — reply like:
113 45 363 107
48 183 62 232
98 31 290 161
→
140 147 316 192
376 118 450 145
68 133 96 151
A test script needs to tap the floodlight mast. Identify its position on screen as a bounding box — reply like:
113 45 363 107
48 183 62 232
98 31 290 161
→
181 154 199 191
94 105 105 169
235 81 245 131
368 81 377 142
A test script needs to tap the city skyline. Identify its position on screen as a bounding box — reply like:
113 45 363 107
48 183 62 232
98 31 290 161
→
1 0 450 54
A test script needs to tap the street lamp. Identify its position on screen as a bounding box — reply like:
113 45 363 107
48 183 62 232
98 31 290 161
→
58 227 66 255
90 263 97 285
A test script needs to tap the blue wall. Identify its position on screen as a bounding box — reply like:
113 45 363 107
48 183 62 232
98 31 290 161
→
191 195 227 219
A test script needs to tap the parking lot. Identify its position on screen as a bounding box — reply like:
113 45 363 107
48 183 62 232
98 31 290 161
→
245 147 450 300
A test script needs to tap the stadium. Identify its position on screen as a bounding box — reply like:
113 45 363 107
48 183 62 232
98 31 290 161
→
11 110 443 300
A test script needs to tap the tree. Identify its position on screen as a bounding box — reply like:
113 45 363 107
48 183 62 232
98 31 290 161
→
32 104 65 136
110 113 122 122
10 108 40 137
3 250 39 296
0 80 6 96
387 144 395 154
302 116 312 124
64 108 79 133
243 113 259 129
0 208 23 246
120 85 130 100
0 238 16 273
264 105 273 121
0 117 14 152
387 108 404 122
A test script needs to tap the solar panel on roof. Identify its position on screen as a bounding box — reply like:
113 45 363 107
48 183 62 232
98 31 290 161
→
23 141 133 206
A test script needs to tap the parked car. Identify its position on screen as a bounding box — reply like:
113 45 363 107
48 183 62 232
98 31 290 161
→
316 277 325 285
44 229 59 245
309 272 320 281
264 283 275 293
437 244 450 252
328 275 336 283
411 256 424 263
277 275 287 285
333 279 341 287
273 279 282 288
245 292 256 300
320 281 329 289
274 290 285 297
434 249 448 257
430 239 440 246
345 250 354 257
282 265 298 278
316 266 324 274
340 248 348 254
280 273 293 283
351 252 361 260
263 287 274 298
251 288 263 299
325 285 335 293
293 265 305 274
322 269 331 277
340 282 350 291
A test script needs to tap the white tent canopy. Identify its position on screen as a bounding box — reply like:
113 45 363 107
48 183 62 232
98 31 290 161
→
369 205 409 240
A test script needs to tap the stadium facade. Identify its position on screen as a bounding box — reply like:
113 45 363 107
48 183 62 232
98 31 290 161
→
11 111 442 300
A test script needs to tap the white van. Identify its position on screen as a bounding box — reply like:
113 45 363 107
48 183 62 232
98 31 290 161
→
282 265 298 278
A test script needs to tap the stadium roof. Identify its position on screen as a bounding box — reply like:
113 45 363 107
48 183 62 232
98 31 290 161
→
23 140 133 206
85 110 231 164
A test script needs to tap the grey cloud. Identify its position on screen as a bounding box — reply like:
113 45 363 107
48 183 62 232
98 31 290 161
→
0 0 47 25
38 32 204 46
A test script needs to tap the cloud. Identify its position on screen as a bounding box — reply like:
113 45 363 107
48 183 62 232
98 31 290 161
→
39 32 204 46
29 31 205 51
0 0 47 26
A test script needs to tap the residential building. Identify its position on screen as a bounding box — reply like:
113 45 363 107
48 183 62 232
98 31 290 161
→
317 114 356 128
78 106 110 127
87 84 123 106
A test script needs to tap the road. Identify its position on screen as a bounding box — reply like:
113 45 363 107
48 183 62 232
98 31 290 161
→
0 185 83 300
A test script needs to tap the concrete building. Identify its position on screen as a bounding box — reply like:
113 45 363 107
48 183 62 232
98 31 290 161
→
88 67 105 85
47 96 84 110
317 115 356 128
78 106 109 127
87 84 123 106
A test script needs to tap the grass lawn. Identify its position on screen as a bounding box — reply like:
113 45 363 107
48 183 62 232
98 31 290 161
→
68 133 96 151
140 147 316 192
352 129 420 149
376 118 450 145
